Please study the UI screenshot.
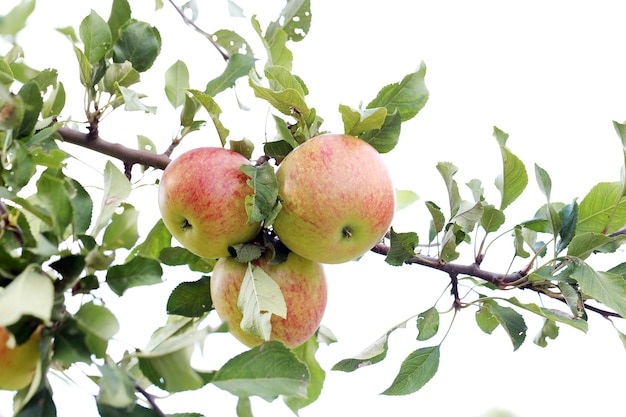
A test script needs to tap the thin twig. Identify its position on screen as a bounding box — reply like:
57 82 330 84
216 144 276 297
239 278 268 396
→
167 0 230 61
135 384 167 417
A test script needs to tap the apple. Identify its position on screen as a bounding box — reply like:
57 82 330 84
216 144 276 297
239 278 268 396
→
158 147 261 259
0 326 41 391
272 134 395 264
210 252 327 348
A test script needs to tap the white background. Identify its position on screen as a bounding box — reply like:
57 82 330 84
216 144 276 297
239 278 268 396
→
1 1 626 416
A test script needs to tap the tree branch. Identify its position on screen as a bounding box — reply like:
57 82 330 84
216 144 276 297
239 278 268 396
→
167 0 230 61
371 243 527 287
57 127 171 171
371 242 623 319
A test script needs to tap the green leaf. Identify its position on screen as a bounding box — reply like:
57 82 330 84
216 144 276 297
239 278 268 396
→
228 243 263 263
384 228 418 266
212 29 253 56
439 224 460 262
571 262 626 319
416 307 439 341
0 0 35 36
103 61 140 93
436 162 461 217
249 70 309 119
17 80 43 139
159 247 215 273
165 60 190 108
240 162 281 224
425 201 446 235
452 201 483 233
0 266 54 327
52 318 92 365
264 140 294 164
107 0 131 43
535 163 552 201
206 53 257 96
395 189 419 211
91 161 132 237
557 282 587 320
212 341 309 401
106 256 163 296
493 127 528 210
41 81 66 118
2 141 35 191
480 204 505 233
505 297 588 332
118 85 157 113
266 28 293 70
534 319 559 347
576 182 626 235
166 276 213 317
358 110 402 153
112 20 162 72
332 322 406 372
367 62 429 122
137 319 207 392
381 346 440 396
557 201 578 253
513 225 531 258
102 203 139 250
79 10 112 64
97 360 136 409
237 263 287 341
139 343 204 393
130 219 172 259
36 168 73 238
567 232 614 260
74 302 119 358
284 336 325 414
479 300 527 350
73 45 92 88
13 384 56 417
265 0 311 43
339 104 387 137
475 302 499 334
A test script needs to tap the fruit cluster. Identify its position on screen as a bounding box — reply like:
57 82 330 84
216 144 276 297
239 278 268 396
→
158 134 395 348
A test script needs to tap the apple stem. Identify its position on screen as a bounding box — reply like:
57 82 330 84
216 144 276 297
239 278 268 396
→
342 226 352 239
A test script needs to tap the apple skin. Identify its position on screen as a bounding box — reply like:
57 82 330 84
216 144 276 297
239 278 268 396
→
0 326 41 391
158 147 261 259
272 134 395 264
210 253 327 348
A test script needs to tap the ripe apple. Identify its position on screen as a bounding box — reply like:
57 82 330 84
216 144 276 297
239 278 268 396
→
0 326 41 391
158 147 261 259
210 252 327 348
272 134 395 264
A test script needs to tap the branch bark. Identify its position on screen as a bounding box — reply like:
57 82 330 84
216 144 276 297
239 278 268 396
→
57 127 171 171
371 242 623 319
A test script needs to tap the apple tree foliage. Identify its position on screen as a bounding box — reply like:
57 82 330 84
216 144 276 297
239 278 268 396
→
1 0 626 416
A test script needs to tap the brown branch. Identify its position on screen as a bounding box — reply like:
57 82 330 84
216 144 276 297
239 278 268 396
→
371 243 527 287
57 127 171 171
371 242 623 319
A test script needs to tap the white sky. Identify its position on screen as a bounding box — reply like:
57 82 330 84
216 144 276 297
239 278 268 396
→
2 1 626 416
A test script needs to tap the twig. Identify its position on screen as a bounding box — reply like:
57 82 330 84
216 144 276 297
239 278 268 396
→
135 384 167 417
167 0 230 61
370 242 623 319
57 127 171 170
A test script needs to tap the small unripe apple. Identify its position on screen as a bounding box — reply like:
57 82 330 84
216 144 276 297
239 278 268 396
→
158 147 261 259
210 253 327 348
273 134 395 264
0 326 41 391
